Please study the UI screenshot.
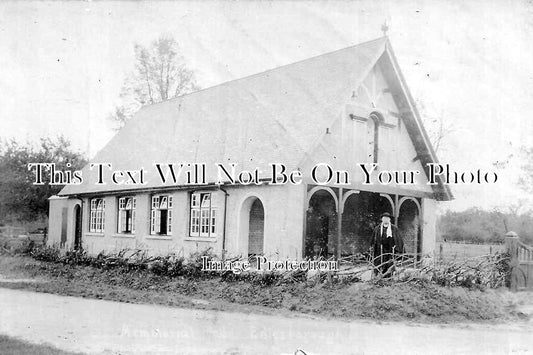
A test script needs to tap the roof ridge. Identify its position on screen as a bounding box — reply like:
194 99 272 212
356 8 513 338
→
144 36 387 109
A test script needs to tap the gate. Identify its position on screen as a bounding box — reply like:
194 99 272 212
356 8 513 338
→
506 231 533 291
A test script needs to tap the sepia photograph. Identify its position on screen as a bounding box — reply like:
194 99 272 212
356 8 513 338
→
0 1 532 354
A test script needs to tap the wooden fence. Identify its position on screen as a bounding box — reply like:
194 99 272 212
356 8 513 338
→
436 241 505 263
0 226 27 238
506 231 533 291
0 226 46 251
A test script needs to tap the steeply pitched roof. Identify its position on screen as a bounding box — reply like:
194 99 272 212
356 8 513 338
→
60 37 452 200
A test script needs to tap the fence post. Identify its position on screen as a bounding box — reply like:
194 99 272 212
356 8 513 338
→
505 231 519 291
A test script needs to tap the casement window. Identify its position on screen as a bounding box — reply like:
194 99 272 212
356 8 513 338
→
190 192 217 237
89 198 105 233
118 197 136 234
150 195 173 235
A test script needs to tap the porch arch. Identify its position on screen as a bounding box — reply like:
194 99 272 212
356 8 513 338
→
238 194 266 257
306 186 339 213
379 193 395 216
305 188 338 258
340 190 360 214
398 196 421 212
340 191 395 256
397 198 422 255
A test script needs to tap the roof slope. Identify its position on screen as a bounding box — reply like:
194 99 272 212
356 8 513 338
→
60 37 452 200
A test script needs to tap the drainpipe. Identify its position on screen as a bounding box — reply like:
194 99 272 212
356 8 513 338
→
219 187 229 260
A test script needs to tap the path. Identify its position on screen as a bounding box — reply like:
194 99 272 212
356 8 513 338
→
0 288 532 354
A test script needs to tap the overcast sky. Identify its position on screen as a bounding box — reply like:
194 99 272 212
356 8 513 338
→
1 0 532 212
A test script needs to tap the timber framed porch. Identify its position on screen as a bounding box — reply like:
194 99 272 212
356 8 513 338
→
303 184 425 259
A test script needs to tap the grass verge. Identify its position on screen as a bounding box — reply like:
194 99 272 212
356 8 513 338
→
0 254 528 324
0 334 84 355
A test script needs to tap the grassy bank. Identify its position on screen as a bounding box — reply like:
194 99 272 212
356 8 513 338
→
0 254 527 324
0 335 83 355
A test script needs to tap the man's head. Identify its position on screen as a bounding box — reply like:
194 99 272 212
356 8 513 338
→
380 212 392 226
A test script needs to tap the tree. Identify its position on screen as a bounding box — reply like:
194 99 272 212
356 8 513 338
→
424 113 456 155
518 145 533 194
109 35 199 129
0 136 87 223
417 101 456 155
492 145 533 215
438 207 533 244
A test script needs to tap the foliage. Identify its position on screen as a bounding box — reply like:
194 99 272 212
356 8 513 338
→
27 246 512 290
148 254 185 277
0 236 35 256
109 35 199 129
518 145 533 195
221 270 285 286
0 334 83 355
425 252 510 289
336 251 511 290
30 245 60 263
185 249 217 277
0 136 87 223
418 101 456 155
4 254 521 323
29 246 291 286
29 246 216 279
437 207 533 244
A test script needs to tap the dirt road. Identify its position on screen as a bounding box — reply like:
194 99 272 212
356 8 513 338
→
0 288 531 354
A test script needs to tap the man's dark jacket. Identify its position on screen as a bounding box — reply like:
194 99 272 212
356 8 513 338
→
371 223 404 255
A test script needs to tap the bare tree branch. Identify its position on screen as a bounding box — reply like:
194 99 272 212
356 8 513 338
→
417 101 456 154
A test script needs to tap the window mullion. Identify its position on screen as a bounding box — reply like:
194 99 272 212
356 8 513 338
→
208 194 212 237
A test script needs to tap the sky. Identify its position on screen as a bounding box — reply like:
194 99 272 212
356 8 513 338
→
0 0 532 212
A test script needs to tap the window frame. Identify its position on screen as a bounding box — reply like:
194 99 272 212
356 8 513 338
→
189 192 217 238
150 194 173 236
89 198 105 233
117 196 136 234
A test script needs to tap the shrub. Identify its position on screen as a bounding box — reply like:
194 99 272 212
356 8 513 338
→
62 249 91 266
27 246 221 279
183 249 217 278
30 246 60 262
424 251 510 289
148 255 185 277
27 246 512 290
221 270 284 286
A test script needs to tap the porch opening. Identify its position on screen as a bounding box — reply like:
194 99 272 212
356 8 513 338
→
248 199 264 257
305 189 338 258
239 196 265 258
398 199 421 255
341 191 394 257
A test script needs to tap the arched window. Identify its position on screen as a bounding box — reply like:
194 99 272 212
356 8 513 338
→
367 114 380 163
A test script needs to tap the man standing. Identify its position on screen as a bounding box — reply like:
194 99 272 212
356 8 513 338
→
371 212 404 277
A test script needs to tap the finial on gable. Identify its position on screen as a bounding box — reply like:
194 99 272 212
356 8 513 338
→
381 22 389 36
